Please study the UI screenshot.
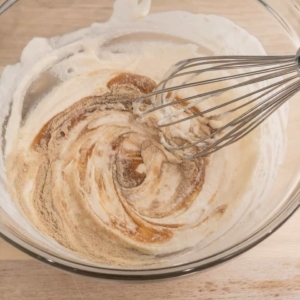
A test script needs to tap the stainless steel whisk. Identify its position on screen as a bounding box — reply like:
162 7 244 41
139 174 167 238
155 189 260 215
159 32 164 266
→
134 49 300 159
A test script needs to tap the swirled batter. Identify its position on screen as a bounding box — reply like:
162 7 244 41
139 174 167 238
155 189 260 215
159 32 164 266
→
7 73 214 263
1 0 288 267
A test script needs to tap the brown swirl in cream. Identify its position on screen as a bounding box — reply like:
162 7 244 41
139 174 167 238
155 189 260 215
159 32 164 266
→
6 73 213 266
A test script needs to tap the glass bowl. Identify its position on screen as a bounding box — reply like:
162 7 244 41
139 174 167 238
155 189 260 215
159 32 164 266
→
0 0 300 280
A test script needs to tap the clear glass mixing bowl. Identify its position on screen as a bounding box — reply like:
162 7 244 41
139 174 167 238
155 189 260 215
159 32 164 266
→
0 0 300 280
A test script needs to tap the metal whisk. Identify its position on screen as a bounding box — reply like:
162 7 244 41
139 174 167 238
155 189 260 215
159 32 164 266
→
134 48 300 159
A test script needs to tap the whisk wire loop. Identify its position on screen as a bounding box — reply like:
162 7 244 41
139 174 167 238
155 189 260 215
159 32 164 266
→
134 51 300 159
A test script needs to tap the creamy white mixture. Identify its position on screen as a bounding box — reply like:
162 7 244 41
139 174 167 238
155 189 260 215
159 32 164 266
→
0 0 288 267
